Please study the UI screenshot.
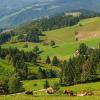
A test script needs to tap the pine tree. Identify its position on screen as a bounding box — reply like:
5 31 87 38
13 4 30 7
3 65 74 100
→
46 56 51 64
44 80 50 89
8 75 24 94
32 46 40 64
61 60 74 85
37 67 44 79
52 56 59 66
50 41 55 47
87 51 98 81
78 43 88 55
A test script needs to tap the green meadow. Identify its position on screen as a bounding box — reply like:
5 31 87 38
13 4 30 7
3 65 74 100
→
0 17 100 100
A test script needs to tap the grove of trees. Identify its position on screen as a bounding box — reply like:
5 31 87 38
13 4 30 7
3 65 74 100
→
60 43 100 86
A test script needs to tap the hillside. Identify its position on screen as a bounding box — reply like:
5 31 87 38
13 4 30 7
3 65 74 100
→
0 78 99 100
1 17 100 59
23 78 100 92
76 17 100 40
0 16 100 100
44 17 100 42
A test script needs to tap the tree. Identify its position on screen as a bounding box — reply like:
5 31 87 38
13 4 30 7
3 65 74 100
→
17 64 28 80
37 67 44 79
23 43 28 48
44 80 50 89
78 43 88 55
52 56 59 66
81 60 90 82
50 41 55 47
46 56 51 64
17 34 24 41
61 60 74 85
5 54 12 64
52 83 60 91
8 75 24 94
0 79 8 95
32 46 40 64
30 28 40 42
87 51 98 81
33 46 40 55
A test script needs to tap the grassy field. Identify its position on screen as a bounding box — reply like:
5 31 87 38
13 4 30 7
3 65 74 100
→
0 95 99 100
43 26 76 44
77 17 100 31
23 78 59 90
1 17 100 59
0 17 100 100
0 78 99 100
2 37 100 59
22 78 100 92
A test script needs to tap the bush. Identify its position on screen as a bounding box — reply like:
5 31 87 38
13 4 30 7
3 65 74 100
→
33 83 38 87
52 83 60 91
23 43 28 48
50 41 55 47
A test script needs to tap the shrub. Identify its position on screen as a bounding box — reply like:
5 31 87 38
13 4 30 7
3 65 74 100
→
52 83 60 91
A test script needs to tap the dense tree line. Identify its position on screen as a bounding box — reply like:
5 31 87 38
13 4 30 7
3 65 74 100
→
0 74 24 95
39 16 79 31
17 10 100 33
0 46 41 80
46 56 60 66
38 11 100 32
0 30 15 44
1 11 99 44
0 46 59 80
0 28 42 44
60 43 100 86
17 28 41 43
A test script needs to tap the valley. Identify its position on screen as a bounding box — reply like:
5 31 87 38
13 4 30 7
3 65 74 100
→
0 5 100 100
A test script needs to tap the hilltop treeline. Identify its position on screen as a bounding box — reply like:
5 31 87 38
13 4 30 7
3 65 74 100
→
16 10 100 33
0 30 15 44
0 10 99 44
60 43 100 86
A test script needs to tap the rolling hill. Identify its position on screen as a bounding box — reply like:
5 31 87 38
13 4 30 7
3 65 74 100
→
0 15 100 100
1 17 100 59
0 17 99 81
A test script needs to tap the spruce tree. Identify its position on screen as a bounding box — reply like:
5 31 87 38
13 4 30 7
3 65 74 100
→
78 43 88 55
8 75 24 94
44 80 50 89
52 56 59 66
46 56 51 64
50 41 55 47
